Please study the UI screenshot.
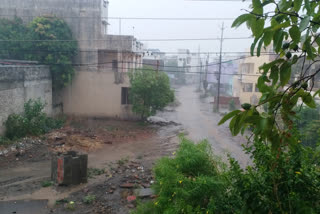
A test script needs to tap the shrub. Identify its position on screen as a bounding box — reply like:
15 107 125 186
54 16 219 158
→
129 67 175 120
4 99 64 140
134 137 235 214
134 137 320 213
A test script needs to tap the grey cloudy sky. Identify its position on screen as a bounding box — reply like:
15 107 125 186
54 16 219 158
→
108 0 253 55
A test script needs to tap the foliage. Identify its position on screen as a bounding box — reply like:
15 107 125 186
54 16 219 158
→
217 0 320 212
4 99 64 140
133 137 240 214
42 180 54 187
0 16 78 89
87 168 105 178
129 67 175 119
83 195 96 204
27 16 78 89
294 105 320 147
134 137 320 213
0 17 29 59
0 136 12 146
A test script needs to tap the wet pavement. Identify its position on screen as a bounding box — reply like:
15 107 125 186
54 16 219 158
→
158 85 250 167
0 200 48 214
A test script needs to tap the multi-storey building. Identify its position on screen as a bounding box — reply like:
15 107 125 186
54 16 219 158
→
0 0 144 118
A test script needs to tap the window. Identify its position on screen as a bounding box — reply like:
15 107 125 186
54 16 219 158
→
112 60 118 72
121 87 131 105
241 63 254 74
243 83 253 92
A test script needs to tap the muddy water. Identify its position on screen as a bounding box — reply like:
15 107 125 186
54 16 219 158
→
158 85 251 167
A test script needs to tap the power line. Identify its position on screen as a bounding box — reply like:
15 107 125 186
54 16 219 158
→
0 37 252 42
0 55 273 69
0 14 236 21
0 62 261 77
0 49 276 55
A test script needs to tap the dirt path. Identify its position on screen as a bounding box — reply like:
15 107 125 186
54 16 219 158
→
0 120 182 213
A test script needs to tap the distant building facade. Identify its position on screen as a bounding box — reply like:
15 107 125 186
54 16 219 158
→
233 51 275 105
207 60 238 96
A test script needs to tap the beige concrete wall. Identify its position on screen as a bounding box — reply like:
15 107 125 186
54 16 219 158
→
62 71 136 119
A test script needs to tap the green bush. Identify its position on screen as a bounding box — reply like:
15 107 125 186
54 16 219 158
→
129 67 175 120
4 99 64 140
134 137 237 214
134 137 320 214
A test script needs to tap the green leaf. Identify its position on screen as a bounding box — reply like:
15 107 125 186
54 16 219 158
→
280 62 292 86
273 29 284 53
270 65 279 86
232 14 255 28
251 37 260 56
218 110 241 125
257 37 264 57
304 0 311 15
252 0 263 15
294 0 303 12
263 30 274 46
313 89 320 98
252 19 265 37
272 21 290 31
299 16 310 31
289 25 301 43
302 92 316 108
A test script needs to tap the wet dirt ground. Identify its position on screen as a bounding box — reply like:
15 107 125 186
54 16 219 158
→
0 84 250 214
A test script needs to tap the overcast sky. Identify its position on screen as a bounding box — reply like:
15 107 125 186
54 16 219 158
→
108 0 252 56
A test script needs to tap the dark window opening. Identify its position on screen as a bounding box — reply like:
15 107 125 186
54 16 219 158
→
112 60 118 72
121 87 131 105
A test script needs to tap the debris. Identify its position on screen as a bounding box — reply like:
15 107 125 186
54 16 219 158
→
120 183 135 188
127 195 136 202
134 188 155 198
147 116 180 126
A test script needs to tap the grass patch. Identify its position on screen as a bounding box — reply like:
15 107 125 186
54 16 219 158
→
87 168 105 178
83 195 96 204
0 136 13 146
117 156 129 166
55 198 69 205
41 180 54 187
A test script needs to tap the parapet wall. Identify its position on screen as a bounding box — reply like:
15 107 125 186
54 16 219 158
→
0 65 52 134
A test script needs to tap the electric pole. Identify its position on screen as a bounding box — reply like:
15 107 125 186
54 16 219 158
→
198 45 202 90
216 22 224 112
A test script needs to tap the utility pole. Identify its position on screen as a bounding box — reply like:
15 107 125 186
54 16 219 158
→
198 45 202 90
216 22 224 113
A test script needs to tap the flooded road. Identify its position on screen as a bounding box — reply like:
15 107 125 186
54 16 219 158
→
158 85 250 167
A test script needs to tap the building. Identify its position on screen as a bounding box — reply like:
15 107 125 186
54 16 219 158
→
1 0 144 119
233 51 275 105
207 59 238 96
143 49 165 71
